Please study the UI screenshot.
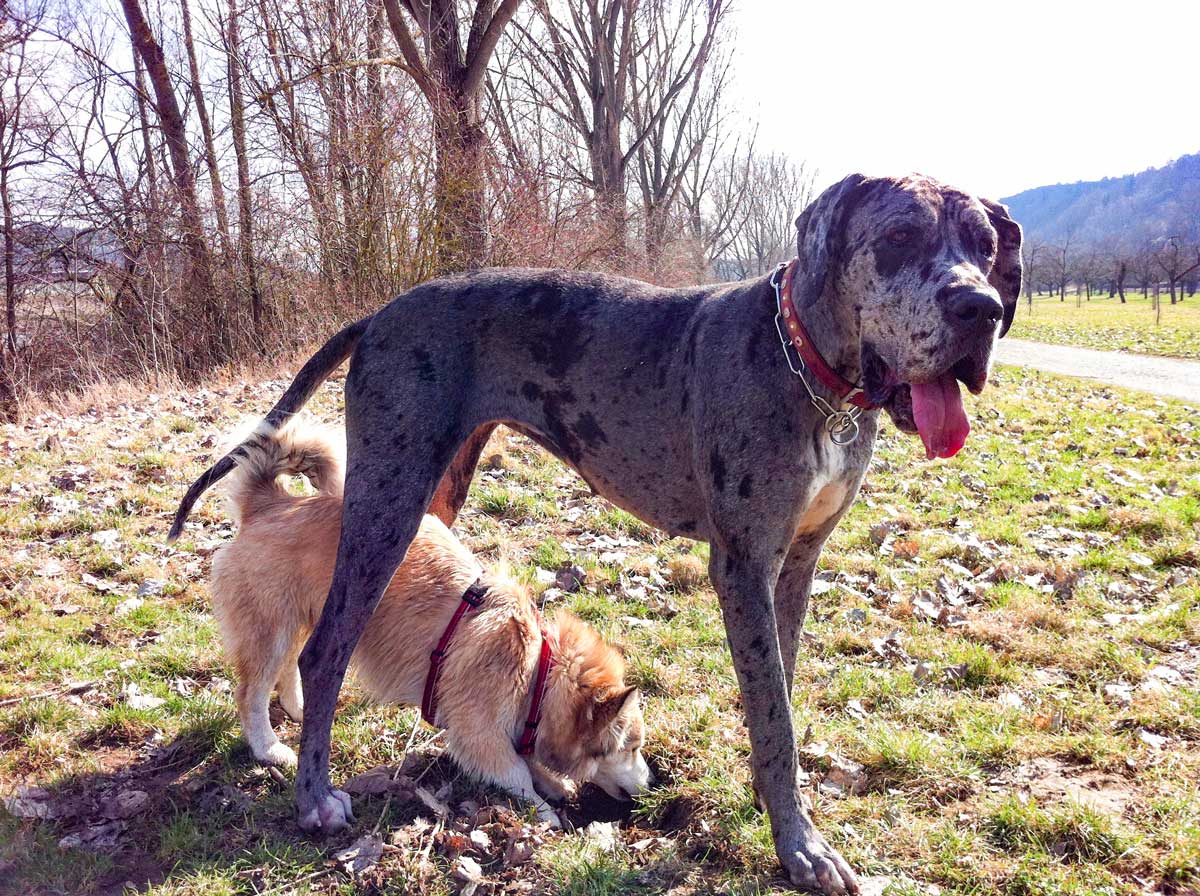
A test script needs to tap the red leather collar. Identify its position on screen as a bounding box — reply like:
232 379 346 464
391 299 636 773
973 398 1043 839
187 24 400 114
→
422 579 553 757
775 259 878 411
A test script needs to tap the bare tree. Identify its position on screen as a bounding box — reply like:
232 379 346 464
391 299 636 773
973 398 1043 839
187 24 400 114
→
1154 235 1200 306
629 0 731 271
726 152 817 279
1020 240 1043 307
381 0 521 273
119 0 223 361
1045 234 1075 302
518 0 726 265
223 0 265 331
0 1 57 404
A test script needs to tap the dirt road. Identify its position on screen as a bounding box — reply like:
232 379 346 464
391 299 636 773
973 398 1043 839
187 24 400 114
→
995 338 1200 406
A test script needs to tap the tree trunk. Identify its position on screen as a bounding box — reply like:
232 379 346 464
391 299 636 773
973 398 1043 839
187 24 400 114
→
225 0 265 334
119 0 223 363
180 0 232 257
432 95 488 274
1 163 15 359
1116 262 1126 303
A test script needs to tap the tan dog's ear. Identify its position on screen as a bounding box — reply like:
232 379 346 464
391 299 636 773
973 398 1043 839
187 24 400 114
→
792 173 871 308
978 198 1023 337
590 686 637 729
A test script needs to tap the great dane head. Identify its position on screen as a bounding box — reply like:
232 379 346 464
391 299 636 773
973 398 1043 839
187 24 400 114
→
793 173 1023 458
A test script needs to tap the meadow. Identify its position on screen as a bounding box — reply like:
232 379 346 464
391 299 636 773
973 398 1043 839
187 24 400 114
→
0 365 1197 896
1007 292 1200 360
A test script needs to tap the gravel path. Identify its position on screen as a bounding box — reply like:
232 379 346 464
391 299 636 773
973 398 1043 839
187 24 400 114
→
995 338 1200 405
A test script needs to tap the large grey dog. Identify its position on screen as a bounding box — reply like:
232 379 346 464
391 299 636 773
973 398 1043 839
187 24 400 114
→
170 173 1021 894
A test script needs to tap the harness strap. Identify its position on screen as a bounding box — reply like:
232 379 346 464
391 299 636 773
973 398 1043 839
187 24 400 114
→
421 579 489 727
421 578 555 757
516 632 554 756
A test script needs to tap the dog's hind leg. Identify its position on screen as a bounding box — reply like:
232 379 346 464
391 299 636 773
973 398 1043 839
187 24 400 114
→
294 407 469 832
236 632 298 768
427 423 496 526
276 641 304 722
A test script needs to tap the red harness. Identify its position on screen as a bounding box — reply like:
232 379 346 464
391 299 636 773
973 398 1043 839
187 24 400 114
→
774 259 879 411
421 579 554 757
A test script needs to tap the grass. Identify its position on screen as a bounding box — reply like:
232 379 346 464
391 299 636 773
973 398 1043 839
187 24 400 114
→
1008 290 1200 359
1 365 1198 894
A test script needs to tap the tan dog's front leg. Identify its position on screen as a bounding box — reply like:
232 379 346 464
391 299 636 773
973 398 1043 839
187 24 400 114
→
450 735 562 827
530 760 577 803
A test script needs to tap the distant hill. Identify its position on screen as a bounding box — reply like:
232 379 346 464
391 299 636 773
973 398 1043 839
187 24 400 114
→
1001 153 1200 248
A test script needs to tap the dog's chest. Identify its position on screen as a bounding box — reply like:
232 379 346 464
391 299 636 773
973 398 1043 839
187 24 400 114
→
794 480 850 536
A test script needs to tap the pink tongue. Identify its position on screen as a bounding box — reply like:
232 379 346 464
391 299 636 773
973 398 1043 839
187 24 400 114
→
909 375 970 460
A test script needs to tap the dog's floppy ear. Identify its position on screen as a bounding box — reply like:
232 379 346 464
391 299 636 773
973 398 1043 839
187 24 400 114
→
792 173 870 308
979 198 1023 338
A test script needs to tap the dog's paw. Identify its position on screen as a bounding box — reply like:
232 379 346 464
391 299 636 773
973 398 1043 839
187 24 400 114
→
258 742 298 768
536 804 562 829
277 689 304 721
297 788 355 833
779 834 859 895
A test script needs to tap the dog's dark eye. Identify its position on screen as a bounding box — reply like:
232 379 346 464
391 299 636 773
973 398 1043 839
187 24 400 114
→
885 227 914 246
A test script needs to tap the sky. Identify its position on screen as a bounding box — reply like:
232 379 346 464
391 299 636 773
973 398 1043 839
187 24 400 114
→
732 0 1200 200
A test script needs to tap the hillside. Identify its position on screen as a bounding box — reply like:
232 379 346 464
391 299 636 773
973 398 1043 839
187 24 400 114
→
1001 152 1200 246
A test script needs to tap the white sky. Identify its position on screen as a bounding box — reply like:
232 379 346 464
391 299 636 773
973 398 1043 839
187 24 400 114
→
731 0 1200 200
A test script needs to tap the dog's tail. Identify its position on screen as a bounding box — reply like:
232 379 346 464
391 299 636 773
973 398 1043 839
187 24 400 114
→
167 316 370 542
222 419 345 527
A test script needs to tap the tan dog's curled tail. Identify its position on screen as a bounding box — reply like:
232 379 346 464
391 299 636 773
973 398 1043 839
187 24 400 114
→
223 419 345 527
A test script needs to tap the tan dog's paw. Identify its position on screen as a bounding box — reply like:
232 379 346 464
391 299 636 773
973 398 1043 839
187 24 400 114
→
259 742 298 768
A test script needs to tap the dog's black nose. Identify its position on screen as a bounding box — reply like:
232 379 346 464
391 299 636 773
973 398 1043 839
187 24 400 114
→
947 288 1004 326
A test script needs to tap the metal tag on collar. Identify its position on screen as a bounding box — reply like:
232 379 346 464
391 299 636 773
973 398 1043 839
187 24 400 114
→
825 409 861 445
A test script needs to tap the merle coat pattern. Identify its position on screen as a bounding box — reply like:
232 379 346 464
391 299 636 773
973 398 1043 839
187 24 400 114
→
170 173 1022 895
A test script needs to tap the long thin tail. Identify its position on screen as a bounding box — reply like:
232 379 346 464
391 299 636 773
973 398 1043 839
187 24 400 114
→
167 316 371 542
222 418 345 527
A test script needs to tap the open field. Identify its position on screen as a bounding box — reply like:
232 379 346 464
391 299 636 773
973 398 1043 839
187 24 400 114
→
1 366 1198 896
1008 293 1200 360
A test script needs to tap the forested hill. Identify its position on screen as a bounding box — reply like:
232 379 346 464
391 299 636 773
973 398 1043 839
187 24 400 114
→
1001 152 1200 246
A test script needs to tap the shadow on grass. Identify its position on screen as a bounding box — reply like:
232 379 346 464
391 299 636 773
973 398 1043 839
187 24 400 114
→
3 716 696 895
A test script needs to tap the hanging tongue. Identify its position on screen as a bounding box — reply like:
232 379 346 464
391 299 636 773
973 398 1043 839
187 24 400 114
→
909 375 970 460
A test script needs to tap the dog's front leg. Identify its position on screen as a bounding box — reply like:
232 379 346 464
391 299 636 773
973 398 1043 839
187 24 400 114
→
710 548 859 895
466 745 562 827
775 531 839 697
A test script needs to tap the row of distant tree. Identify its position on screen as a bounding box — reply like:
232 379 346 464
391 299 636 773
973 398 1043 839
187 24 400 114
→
1020 234 1199 306
1 0 816 409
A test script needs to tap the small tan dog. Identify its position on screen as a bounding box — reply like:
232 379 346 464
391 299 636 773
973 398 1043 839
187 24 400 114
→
209 420 652 826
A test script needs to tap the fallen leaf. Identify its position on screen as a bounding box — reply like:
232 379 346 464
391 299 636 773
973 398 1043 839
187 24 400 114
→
415 784 450 818
334 833 384 875
4 786 60 820
103 790 149 819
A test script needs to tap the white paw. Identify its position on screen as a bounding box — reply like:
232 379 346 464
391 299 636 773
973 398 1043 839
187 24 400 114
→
279 697 304 722
297 788 355 833
258 742 298 768
537 804 562 829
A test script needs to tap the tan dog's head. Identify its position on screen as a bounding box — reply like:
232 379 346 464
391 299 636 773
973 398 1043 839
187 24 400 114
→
794 173 1023 458
537 612 652 801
